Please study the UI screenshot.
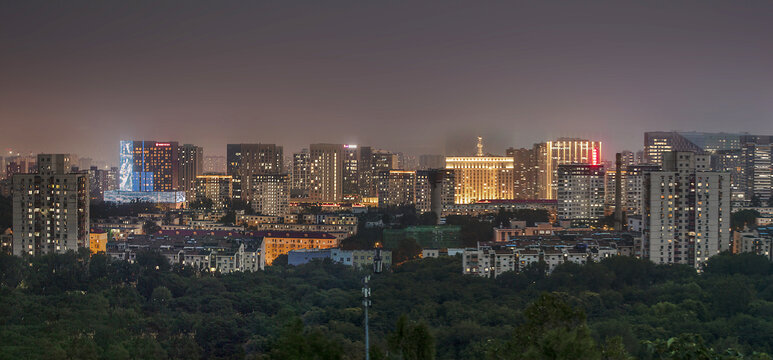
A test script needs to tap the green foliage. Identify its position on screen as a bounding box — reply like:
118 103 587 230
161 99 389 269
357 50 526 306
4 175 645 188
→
0 194 11 231
142 220 161 235
393 238 422 263
188 197 214 210
445 215 493 247
0 252 772 359
731 210 761 231
387 315 436 360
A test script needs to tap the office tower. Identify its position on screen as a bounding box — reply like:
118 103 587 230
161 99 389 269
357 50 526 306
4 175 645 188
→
6 156 31 179
343 145 362 200
88 166 118 201
118 140 180 192
506 147 536 199
226 144 283 201
619 150 637 167
643 132 745 165
557 164 605 226
397 152 418 170
356 146 374 198
604 167 625 212
377 170 416 208
741 136 772 204
12 154 89 256
643 151 730 268
291 149 310 198
251 174 289 216
308 144 344 202
178 144 204 201
414 170 432 213
204 155 226 173
625 164 660 216
195 175 233 210
533 138 602 199
419 154 445 170
446 137 514 204
711 149 746 202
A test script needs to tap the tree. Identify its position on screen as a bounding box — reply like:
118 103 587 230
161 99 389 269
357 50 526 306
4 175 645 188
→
388 315 436 360
491 293 603 360
142 220 161 235
731 210 761 231
394 238 422 264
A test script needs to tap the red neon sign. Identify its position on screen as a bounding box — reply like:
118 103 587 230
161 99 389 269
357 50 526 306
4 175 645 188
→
591 147 599 165
155 142 171 147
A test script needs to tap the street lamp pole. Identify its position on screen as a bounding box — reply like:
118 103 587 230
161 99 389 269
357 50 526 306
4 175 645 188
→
363 248 383 360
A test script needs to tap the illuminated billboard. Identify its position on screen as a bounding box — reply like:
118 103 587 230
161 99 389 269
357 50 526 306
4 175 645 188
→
119 141 134 191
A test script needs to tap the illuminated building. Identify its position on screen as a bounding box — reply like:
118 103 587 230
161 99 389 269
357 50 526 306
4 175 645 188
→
534 138 602 200
445 138 514 204
643 131 743 165
119 140 180 192
88 166 118 201
251 173 289 216
557 164 605 227
12 154 89 256
291 149 310 198
226 143 283 200
89 229 108 253
377 170 416 207
260 231 338 267
603 168 625 213
711 149 745 202
742 136 772 203
342 144 365 200
195 175 233 210
643 151 730 268
178 144 204 201
624 164 660 216
309 144 344 202
506 147 536 199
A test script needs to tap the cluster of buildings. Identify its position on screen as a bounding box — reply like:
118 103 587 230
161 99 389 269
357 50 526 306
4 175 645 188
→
6 131 773 274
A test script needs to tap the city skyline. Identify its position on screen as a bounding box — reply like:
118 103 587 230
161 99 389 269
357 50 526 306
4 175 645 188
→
4 1 773 161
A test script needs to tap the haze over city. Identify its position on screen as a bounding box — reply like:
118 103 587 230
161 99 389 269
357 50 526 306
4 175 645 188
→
3 1 773 163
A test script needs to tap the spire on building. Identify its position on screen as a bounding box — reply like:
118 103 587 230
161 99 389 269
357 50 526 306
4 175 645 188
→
476 136 483 156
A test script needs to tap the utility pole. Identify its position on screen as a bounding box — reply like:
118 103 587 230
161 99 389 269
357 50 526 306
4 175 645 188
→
363 248 383 360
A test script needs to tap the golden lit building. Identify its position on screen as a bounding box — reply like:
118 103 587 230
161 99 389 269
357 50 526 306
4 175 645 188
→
260 231 338 267
89 230 108 253
445 137 514 204
534 138 602 200
194 175 233 209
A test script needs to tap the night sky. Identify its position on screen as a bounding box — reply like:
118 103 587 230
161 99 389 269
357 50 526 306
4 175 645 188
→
2 1 773 163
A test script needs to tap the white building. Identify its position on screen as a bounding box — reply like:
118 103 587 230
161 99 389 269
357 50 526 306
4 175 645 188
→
643 151 731 268
12 154 90 256
557 164 605 226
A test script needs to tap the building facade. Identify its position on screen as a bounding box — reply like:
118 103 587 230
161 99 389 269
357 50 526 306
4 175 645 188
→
12 154 89 256
251 173 289 216
557 164 605 226
195 175 233 210
533 138 602 200
643 151 731 268
226 143 283 201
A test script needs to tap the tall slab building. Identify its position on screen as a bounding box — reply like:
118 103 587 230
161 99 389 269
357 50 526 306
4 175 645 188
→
12 154 89 256
226 144 283 201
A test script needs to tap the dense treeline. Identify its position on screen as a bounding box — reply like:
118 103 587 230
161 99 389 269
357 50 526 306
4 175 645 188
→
0 250 772 359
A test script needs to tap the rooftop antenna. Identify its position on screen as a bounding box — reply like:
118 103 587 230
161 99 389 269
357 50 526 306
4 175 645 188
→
476 136 484 156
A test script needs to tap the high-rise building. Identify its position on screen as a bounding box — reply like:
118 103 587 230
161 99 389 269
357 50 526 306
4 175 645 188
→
419 154 445 170
12 154 89 256
603 168 625 212
446 138 514 204
624 164 660 216
741 136 772 204
642 151 730 268
118 140 180 192
643 132 744 165
251 174 289 216
377 170 417 209
711 149 746 202
533 138 602 200
506 147 536 199
204 155 226 173
226 144 283 201
291 149 310 198
557 164 605 226
178 144 204 201
343 144 362 200
195 175 233 210
88 166 118 201
309 144 344 202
